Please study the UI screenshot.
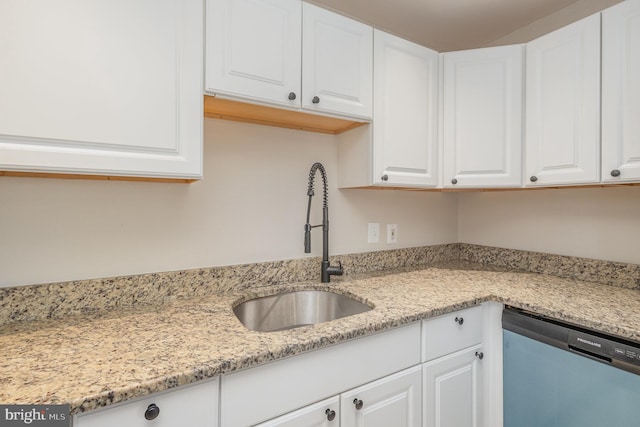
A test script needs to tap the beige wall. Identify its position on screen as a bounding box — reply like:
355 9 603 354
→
458 187 640 264
2 118 639 287
0 119 458 287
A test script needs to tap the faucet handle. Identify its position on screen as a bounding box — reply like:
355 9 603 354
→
328 261 343 276
304 223 312 253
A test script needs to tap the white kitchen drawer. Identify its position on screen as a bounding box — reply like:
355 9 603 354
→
220 322 421 426
422 305 483 362
73 378 219 427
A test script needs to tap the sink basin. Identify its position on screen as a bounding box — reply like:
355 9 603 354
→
233 290 372 332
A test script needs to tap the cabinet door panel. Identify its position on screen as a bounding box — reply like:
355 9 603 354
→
205 0 301 107
526 13 600 186
373 30 439 187
0 0 203 178
443 45 523 188
256 396 339 427
302 2 373 119
602 0 640 182
423 346 483 427
341 366 422 427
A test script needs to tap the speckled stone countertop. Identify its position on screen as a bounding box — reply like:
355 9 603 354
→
1 260 639 415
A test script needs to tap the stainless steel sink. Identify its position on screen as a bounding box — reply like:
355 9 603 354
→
233 290 372 332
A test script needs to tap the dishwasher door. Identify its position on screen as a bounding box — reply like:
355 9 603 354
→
503 311 640 427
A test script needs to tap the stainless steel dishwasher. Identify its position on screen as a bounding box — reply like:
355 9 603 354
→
502 307 640 426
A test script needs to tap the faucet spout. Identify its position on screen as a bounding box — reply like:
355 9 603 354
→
304 162 343 283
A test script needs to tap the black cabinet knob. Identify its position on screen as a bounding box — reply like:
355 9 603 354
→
381 174 389 182
530 176 538 182
475 351 484 360
288 92 297 101
451 178 458 185
312 96 320 104
144 403 160 420
611 169 621 177
353 398 364 410
325 408 336 421
455 316 464 325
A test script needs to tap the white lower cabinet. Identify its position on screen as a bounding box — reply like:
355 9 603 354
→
255 396 340 427
72 304 505 427
220 323 421 426
248 304 503 427
73 378 219 427
258 366 422 427
421 303 503 427
341 366 422 427
423 345 483 427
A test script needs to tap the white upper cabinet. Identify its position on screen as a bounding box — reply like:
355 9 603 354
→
337 31 437 189
525 14 601 186
602 0 640 183
442 45 524 188
205 0 302 108
372 30 439 187
205 0 372 120
0 0 203 179
302 2 373 119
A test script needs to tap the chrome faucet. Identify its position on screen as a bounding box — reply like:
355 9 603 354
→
304 162 343 283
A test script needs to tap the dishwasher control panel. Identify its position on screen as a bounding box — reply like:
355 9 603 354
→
569 329 640 371
503 307 640 375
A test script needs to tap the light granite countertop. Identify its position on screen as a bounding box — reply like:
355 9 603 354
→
1 261 639 414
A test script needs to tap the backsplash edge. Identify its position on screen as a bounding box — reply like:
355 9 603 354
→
459 243 640 290
1 243 638 325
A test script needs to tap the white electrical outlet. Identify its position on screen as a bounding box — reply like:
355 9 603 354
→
368 223 380 243
387 224 398 244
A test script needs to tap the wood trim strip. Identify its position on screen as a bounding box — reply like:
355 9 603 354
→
0 171 197 183
343 183 640 192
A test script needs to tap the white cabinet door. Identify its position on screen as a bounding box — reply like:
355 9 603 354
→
442 45 524 188
423 346 484 427
302 2 373 119
525 14 601 186
341 366 422 427
0 0 203 179
602 0 640 183
256 396 340 427
372 30 439 187
74 379 219 427
205 0 302 108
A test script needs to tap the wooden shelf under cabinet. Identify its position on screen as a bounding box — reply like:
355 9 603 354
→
203 96 368 135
